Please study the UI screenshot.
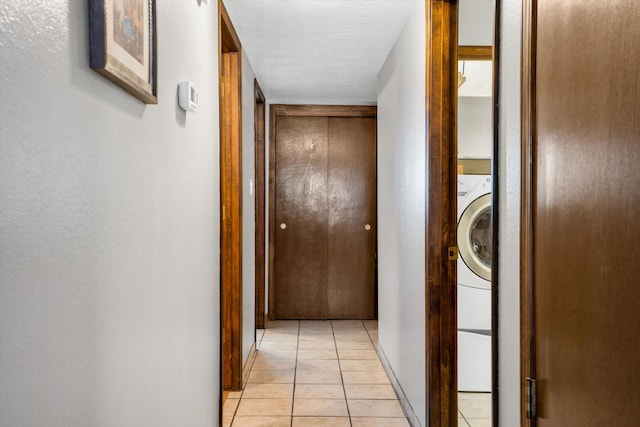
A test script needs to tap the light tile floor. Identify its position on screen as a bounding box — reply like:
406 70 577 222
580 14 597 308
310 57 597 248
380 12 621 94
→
223 319 410 427
223 319 491 427
458 392 492 427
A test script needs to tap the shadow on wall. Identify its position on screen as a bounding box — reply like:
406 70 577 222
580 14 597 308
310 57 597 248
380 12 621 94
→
69 0 147 117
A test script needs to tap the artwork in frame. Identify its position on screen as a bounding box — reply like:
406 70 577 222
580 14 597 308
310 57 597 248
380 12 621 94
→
89 0 157 104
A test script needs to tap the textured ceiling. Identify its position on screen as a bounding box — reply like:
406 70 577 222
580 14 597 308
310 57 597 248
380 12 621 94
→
223 0 417 105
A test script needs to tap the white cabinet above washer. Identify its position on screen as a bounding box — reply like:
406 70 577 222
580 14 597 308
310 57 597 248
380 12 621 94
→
458 60 492 98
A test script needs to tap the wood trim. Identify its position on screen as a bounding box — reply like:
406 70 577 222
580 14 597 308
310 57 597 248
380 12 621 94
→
267 104 378 321
254 80 267 330
270 104 377 118
220 1 241 53
459 45 493 60
425 1 458 426
521 0 537 426
267 104 276 322
219 0 243 392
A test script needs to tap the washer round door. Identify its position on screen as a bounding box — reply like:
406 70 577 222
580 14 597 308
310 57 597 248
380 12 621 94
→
458 193 492 281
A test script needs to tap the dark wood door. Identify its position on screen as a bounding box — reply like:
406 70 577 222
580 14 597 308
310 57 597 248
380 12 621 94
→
523 1 640 425
273 109 376 319
327 117 376 318
274 116 329 319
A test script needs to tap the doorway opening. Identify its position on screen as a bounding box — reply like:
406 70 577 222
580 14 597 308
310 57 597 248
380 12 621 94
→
216 1 502 425
456 46 494 426
456 0 498 426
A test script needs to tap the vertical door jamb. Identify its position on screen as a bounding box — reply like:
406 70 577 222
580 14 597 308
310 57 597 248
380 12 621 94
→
521 0 537 425
491 1 502 425
267 104 276 321
254 80 266 329
219 0 243 392
425 0 459 426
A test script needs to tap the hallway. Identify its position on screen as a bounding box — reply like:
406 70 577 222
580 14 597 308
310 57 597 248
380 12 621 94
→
223 320 408 426
223 320 490 426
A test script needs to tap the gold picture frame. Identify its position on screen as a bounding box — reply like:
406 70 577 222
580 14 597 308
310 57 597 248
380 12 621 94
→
89 0 157 104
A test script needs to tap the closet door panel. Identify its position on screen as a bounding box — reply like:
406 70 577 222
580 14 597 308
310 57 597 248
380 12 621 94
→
274 116 328 319
327 117 377 318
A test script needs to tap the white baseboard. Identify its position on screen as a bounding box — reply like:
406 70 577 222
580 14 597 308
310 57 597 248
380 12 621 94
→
376 343 423 427
242 343 258 388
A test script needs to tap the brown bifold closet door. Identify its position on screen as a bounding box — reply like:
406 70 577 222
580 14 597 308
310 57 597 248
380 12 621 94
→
273 111 376 320
327 117 376 318
274 116 329 319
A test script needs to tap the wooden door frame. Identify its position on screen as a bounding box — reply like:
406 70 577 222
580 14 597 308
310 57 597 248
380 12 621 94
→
219 0 243 392
521 0 536 425
429 3 502 425
425 0 459 425
267 104 377 321
254 80 266 329
491 2 502 425
459 45 493 60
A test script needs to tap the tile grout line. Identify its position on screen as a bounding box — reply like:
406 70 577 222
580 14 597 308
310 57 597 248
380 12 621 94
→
231 320 410 426
230 326 260 426
232 325 265 425
332 320 354 427
460 410 472 427
233 321 297 426
290 320 300 427
458 408 469 427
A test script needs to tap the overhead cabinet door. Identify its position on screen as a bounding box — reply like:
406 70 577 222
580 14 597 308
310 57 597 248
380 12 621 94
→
274 110 376 319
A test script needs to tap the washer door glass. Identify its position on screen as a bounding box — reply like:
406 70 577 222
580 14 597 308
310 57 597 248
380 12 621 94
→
458 193 492 281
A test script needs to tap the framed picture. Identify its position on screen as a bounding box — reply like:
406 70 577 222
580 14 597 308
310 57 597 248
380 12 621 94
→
89 0 157 104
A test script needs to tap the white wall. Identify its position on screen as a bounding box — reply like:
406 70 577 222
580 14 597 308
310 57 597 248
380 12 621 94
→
459 0 495 46
0 1 220 426
498 0 522 425
241 51 256 363
377 1 426 425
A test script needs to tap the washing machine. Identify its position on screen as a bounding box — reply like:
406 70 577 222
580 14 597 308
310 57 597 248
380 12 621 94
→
457 174 492 392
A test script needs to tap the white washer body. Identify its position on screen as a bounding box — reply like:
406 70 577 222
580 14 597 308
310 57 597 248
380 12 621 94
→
457 175 492 330
457 174 492 392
